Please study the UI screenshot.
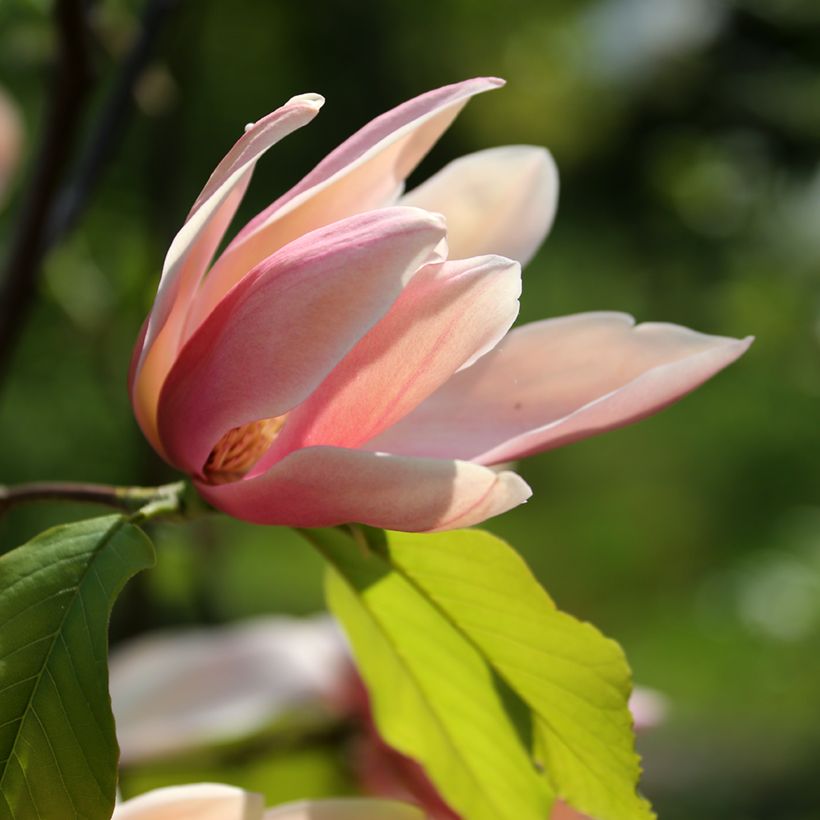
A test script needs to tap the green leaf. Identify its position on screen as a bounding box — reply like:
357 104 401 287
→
305 526 654 820
0 515 156 820
305 527 553 820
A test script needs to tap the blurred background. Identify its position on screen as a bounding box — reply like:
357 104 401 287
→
1 0 819 817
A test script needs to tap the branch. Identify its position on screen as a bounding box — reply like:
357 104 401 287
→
0 0 93 382
0 479 193 520
0 0 180 385
46 0 180 244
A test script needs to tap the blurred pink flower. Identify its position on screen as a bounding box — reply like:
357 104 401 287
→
111 617 666 819
112 784 421 820
109 616 347 764
0 86 23 206
130 78 750 532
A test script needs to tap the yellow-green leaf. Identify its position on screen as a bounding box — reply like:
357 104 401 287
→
304 525 653 820
305 526 553 820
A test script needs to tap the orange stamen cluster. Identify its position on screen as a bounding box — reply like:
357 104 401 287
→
203 416 286 484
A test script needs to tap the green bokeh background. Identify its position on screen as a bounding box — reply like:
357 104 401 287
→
1 0 819 817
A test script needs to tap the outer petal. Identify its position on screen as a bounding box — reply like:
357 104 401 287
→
132 94 324 451
366 313 753 464
113 784 264 820
196 447 531 532
110 616 347 764
263 799 424 820
252 255 521 473
401 146 559 265
158 207 445 474
185 77 504 335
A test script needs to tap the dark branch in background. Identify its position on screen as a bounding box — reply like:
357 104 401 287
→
0 0 93 383
46 0 180 244
0 0 179 386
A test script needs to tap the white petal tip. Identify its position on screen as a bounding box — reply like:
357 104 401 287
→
509 471 533 503
395 205 448 234
287 92 325 110
426 209 448 232
719 334 754 362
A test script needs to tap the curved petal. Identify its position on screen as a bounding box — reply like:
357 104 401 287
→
132 93 324 451
252 255 521 473
110 616 347 765
401 146 559 265
185 78 504 335
158 207 446 474
263 799 424 820
366 312 753 464
112 784 264 820
196 447 531 532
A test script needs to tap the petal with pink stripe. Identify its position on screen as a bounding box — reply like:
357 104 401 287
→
185 77 504 336
197 447 531 532
252 255 521 473
157 208 446 474
366 312 753 463
131 94 324 449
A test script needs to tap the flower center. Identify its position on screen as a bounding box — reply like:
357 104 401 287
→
203 416 286 484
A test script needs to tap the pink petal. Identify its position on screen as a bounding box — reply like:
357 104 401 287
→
196 447 531 532
0 85 23 206
131 94 323 451
184 78 504 336
629 687 668 732
251 255 521 473
401 146 559 265
263 800 424 820
157 207 445 474
113 784 264 820
367 312 753 464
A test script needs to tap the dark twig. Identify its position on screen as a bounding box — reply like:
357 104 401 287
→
46 0 180 244
0 0 179 386
0 0 93 382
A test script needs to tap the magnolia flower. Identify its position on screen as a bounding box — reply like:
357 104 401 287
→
0 85 22 206
113 784 421 820
130 77 750 532
110 616 348 764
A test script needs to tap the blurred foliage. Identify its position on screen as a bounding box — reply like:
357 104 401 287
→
1 0 819 817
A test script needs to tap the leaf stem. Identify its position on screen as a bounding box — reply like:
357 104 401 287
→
0 479 194 520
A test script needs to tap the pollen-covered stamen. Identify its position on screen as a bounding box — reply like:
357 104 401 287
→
203 416 286 484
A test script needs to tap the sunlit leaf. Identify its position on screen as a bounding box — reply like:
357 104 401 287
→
304 525 653 820
305 526 552 820
382 527 654 820
0 515 155 819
